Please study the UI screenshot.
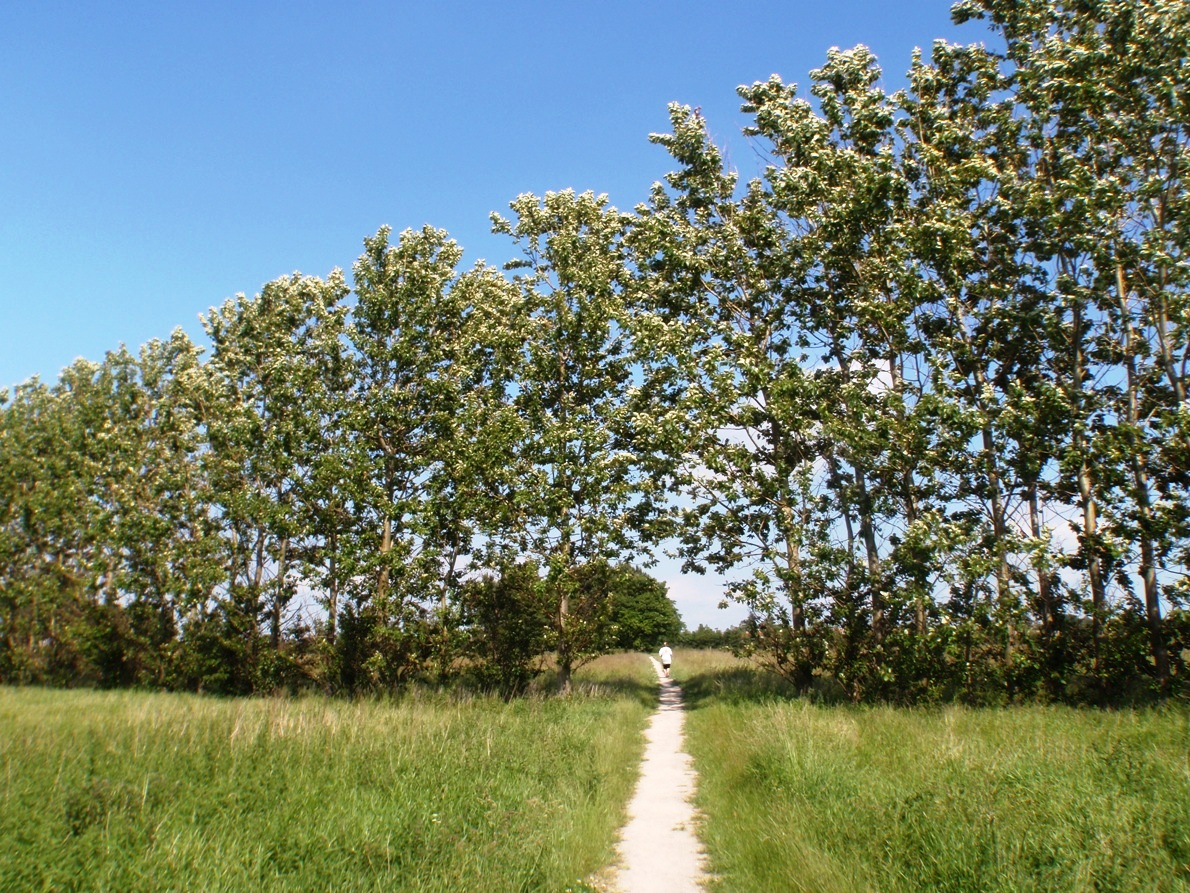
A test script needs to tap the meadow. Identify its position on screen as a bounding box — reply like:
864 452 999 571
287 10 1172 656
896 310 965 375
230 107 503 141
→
675 650 1190 893
0 654 655 893
5 650 1189 893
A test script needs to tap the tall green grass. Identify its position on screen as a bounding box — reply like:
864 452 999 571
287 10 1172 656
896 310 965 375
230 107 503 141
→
676 650 1190 893
0 655 655 892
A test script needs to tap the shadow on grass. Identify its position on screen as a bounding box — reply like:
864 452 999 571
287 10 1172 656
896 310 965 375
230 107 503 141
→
529 668 660 710
573 676 661 710
678 664 806 710
677 664 1190 711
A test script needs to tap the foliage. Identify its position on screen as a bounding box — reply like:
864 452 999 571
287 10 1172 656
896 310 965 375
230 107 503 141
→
603 564 684 652
1 0 1188 704
677 624 746 651
458 562 553 698
632 0 1190 700
456 562 676 696
489 190 682 690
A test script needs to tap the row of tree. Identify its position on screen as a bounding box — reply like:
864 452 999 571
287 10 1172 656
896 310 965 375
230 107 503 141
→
2 0 1187 702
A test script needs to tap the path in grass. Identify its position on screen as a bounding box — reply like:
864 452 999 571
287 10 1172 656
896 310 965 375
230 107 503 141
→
609 657 708 893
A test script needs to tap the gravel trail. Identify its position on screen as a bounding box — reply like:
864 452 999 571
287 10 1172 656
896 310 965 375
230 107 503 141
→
609 657 709 893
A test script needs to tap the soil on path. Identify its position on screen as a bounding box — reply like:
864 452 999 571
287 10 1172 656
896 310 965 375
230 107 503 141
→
608 657 709 893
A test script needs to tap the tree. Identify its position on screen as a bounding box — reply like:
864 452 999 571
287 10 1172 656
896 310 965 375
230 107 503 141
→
0 374 96 683
952 0 1190 689
633 50 930 695
491 190 679 692
200 270 348 690
631 102 826 688
0 336 218 687
457 562 552 699
342 225 518 690
97 334 222 687
604 565 683 652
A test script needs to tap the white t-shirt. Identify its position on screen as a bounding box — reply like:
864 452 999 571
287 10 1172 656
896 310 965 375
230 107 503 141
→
659 646 673 665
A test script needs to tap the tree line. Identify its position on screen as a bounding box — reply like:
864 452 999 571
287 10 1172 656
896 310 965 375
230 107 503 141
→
2 0 1187 702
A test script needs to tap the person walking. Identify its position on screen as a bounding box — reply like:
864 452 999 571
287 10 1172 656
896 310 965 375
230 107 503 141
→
659 642 673 677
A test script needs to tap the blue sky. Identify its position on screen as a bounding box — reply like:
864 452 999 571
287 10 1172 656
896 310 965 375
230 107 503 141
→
1 0 986 629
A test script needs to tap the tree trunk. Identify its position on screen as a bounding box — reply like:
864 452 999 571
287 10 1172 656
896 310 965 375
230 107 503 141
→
981 423 1015 668
951 297 1015 655
271 535 288 650
855 467 884 635
1027 481 1052 633
1067 299 1107 677
378 513 392 604
888 353 927 637
834 353 883 635
249 528 266 640
556 581 572 695
327 530 338 645
1079 462 1106 676
1117 262 1170 687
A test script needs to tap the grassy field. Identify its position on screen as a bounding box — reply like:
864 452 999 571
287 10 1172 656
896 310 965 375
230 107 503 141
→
8 650 1187 893
0 653 656 893
674 650 1190 893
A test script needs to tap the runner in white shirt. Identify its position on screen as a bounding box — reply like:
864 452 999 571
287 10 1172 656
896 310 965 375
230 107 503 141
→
659 642 673 677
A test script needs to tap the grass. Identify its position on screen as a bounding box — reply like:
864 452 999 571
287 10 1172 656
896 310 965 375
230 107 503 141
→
536 650 660 708
674 650 1190 893
18 648 1179 893
0 654 656 893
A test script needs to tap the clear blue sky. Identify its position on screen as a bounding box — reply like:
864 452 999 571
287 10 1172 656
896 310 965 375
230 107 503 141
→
0 0 985 629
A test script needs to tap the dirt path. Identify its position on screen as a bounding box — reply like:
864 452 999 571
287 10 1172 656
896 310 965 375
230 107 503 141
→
608 657 709 893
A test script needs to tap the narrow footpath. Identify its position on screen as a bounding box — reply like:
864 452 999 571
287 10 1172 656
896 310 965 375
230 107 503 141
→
609 657 709 893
